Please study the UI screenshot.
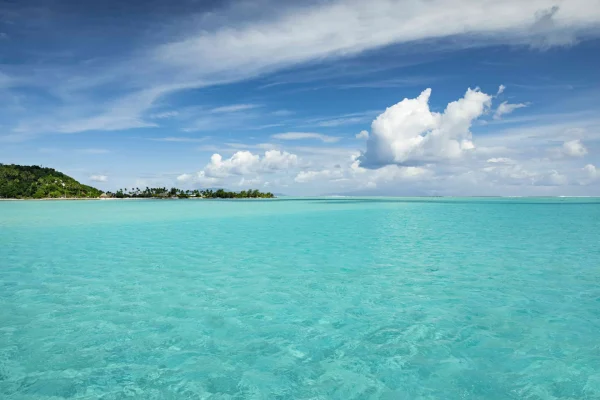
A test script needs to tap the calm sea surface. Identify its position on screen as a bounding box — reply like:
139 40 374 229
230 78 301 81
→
1 198 599 399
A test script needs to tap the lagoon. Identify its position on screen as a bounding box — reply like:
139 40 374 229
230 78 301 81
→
1 198 599 399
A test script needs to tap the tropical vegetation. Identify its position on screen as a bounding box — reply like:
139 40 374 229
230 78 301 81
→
0 163 275 199
0 164 102 199
109 187 275 199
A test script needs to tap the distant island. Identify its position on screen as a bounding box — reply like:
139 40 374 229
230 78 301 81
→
0 164 275 199
109 187 275 199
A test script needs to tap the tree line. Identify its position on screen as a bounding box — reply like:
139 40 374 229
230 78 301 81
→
0 164 275 199
108 187 275 199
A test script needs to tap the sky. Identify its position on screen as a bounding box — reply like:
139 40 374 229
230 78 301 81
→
1 0 600 196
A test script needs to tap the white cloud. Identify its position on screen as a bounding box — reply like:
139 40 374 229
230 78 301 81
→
176 149 299 188
496 85 506 95
156 1 600 84
196 171 219 186
295 169 344 183
562 139 588 157
203 150 298 178
316 116 370 127
176 171 219 186
181 104 262 132
487 157 516 164
149 111 179 119
364 164 430 183
150 136 209 143
176 173 194 182
336 76 439 90
250 123 286 130
9 0 600 139
272 110 295 117
474 116 600 152
482 163 536 183
356 130 369 139
583 164 597 179
541 170 568 186
172 120 598 194
285 146 358 158
271 132 340 143
54 86 169 134
225 142 277 151
360 87 493 167
462 140 475 150
210 104 260 113
294 153 429 187
494 101 528 119
573 164 598 186
205 152 260 178
482 161 570 187
261 150 299 171
238 177 262 187
529 5 580 49
90 175 108 182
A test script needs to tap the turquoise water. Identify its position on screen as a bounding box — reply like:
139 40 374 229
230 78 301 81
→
1 198 600 399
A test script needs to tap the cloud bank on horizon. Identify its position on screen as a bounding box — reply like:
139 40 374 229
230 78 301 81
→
0 0 599 195
176 85 598 195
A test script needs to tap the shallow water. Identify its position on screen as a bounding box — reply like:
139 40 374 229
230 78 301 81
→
1 198 600 399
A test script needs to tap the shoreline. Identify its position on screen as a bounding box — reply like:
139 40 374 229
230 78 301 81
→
1 196 598 202
0 197 141 201
0 197 277 201
0 197 190 201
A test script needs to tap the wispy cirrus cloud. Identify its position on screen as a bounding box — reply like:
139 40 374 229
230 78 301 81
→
149 111 179 119
149 136 210 143
173 103 262 132
225 142 277 150
334 76 442 90
209 103 261 113
4 0 600 141
304 111 380 128
155 0 600 87
271 109 295 117
249 123 286 130
271 132 341 143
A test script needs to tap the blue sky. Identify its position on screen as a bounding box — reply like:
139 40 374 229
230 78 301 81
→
1 0 599 195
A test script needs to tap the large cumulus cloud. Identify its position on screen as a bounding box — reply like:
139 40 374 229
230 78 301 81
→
359 87 494 167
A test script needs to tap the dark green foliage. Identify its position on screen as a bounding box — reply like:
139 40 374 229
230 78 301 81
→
107 187 275 199
0 164 103 199
202 188 274 199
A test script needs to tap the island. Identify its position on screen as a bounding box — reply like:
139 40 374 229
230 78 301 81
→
108 187 275 199
0 164 275 199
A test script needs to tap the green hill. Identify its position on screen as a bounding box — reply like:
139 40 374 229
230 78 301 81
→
0 164 103 199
